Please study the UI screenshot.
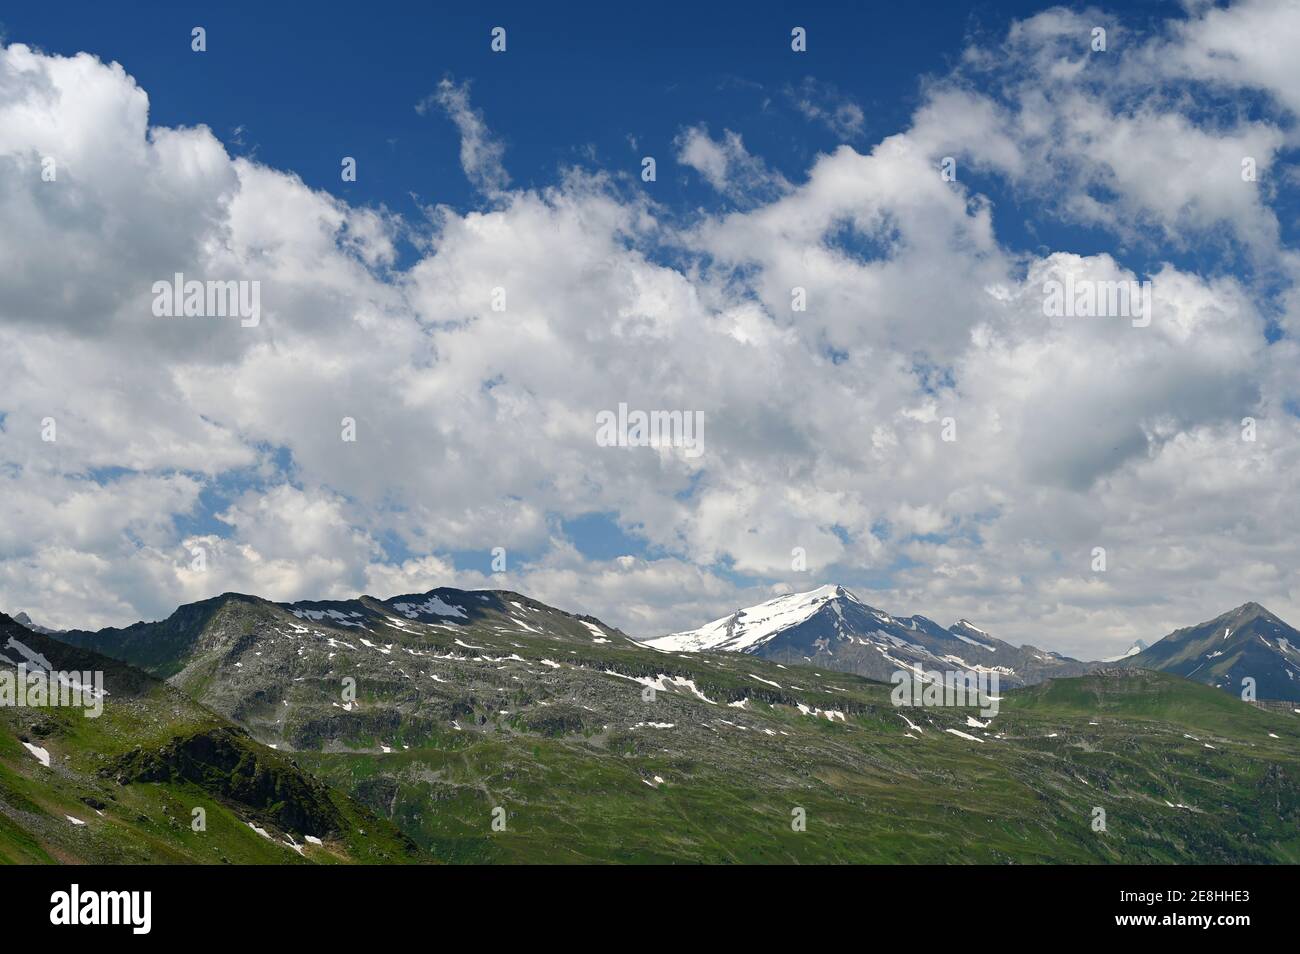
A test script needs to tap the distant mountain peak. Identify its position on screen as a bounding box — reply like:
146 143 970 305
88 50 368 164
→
11 611 60 635
1103 639 1148 663
644 584 865 654
643 587 1093 687
1227 601 1274 620
1125 603 1300 702
798 583 860 603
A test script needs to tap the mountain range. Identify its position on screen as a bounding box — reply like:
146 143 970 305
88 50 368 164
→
645 584 1300 703
643 584 1094 689
2 583 1298 863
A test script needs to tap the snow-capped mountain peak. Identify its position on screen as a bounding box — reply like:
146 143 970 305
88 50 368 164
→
644 584 861 653
642 587 1094 688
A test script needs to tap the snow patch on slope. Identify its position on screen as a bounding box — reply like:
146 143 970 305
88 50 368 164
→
392 595 468 620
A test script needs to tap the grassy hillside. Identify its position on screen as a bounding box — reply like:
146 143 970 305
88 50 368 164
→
0 614 427 864
48 593 1300 863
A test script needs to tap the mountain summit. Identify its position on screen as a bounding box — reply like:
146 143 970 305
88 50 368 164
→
1104 639 1148 662
11 611 59 635
642 584 862 653
1123 602 1300 701
642 585 1092 688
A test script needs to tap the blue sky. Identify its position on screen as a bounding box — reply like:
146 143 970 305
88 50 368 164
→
1 0 1298 657
5 2 1000 206
4 0 1205 258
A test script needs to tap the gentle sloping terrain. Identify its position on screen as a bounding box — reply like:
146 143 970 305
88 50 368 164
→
41 589 1300 863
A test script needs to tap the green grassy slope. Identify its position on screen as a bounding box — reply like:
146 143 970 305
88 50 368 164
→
0 614 427 864
291 670 1300 864
41 593 1300 864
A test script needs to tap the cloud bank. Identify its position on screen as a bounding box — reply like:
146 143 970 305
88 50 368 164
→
1 1 1299 661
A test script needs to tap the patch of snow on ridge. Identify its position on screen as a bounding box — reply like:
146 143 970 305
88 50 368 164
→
796 702 847 722
392 595 468 620
22 742 50 766
602 670 718 704
951 631 996 651
949 620 998 651
291 607 363 627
